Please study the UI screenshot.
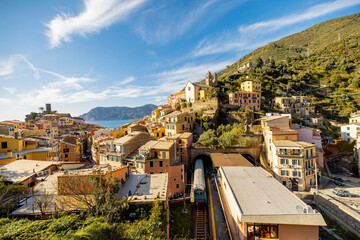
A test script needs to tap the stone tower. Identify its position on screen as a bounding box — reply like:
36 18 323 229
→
213 73 218 86
205 71 212 86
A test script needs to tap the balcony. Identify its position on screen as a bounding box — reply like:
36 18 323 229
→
277 151 303 158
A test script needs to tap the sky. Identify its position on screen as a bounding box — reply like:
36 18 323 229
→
1 0 360 121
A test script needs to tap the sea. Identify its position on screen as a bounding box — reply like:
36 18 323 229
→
86 119 138 129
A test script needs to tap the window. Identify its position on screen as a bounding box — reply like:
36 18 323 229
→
281 170 289 176
292 159 300 165
176 184 179 188
280 159 288 164
1 142 7 149
159 161 163 167
64 154 68 158
150 161 153 167
247 224 278 239
154 151 158 158
162 151 166 159
293 171 301 177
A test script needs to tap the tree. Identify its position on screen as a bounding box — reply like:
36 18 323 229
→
181 102 187 109
197 129 218 150
33 192 53 216
175 103 181 111
0 172 27 217
39 107 44 113
218 131 237 149
254 57 264 68
57 174 120 219
187 102 192 108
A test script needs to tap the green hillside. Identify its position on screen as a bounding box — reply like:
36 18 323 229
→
216 12 360 122
219 12 360 77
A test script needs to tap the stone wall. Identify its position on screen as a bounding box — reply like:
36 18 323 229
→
319 193 360 237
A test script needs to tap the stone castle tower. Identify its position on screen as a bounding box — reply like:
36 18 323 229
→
205 71 218 87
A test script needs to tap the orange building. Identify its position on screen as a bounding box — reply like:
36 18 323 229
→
137 140 184 195
168 90 186 109
59 136 83 162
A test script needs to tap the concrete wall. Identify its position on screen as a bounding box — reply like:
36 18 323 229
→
319 194 360 237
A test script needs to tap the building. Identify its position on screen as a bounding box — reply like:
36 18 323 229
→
229 91 261 111
340 123 360 141
185 81 211 103
118 173 168 203
229 81 261 111
218 166 326 240
111 131 154 166
274 96 315 119
292 125 324 169
135 140 184 194
260 114 297 165
349 111 360 123
164 111 195 136
0 160 60 187
59 136 83 162
272 140 317 191
168 90 186 109
241 80 261 93
238 62 255 72
45 103 52 114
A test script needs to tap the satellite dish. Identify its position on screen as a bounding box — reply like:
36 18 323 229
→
296 205 304 213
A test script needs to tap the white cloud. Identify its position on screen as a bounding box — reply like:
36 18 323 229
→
45 0 148 48
0 56 16 76
0 98 12 105
134 0 243 44
192 0 360 57
118 76 135 85
3 87 16 94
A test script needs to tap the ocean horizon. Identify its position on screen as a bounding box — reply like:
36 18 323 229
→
86 119 138 129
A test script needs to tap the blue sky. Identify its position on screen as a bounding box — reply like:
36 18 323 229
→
1 0 360 120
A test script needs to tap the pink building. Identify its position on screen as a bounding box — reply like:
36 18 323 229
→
292 125 324 169
229 91 261 111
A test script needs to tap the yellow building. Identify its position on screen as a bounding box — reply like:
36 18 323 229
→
113 128 128 138
150 109 161 123
198 89 207 101
164 111 195 136
150 126 165 139
349 111 360 124
241 80 261 93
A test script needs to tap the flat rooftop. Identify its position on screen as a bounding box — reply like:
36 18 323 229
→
210 153 253 168
0 160 60 183
220 166 326 226
114 131 144 144
118 173 168 202
273 140 315 148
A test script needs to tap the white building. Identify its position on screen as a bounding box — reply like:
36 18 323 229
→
184 81 210 103
340 123 360 141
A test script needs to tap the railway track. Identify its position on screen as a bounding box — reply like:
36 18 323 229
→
193 204 208 240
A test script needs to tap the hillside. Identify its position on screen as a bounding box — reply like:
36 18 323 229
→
79 104 157 121
216 12 360 122
219 12 360 77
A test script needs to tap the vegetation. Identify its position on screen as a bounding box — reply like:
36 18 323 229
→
216 12 360 122
0 172 27 217
197 123 258 149
0 201 165 240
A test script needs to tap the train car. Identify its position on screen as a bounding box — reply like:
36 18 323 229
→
193 159 207 203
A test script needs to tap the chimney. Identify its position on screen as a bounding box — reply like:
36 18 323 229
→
7 150 12 158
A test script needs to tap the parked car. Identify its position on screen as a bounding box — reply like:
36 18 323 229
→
333 188 358 197
334 177 344 186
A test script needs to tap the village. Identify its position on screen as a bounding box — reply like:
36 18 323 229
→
1 69 360 240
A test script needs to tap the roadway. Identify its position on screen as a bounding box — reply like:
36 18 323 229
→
207 174 231 240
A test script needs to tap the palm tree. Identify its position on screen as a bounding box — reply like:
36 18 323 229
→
39 107 44 113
